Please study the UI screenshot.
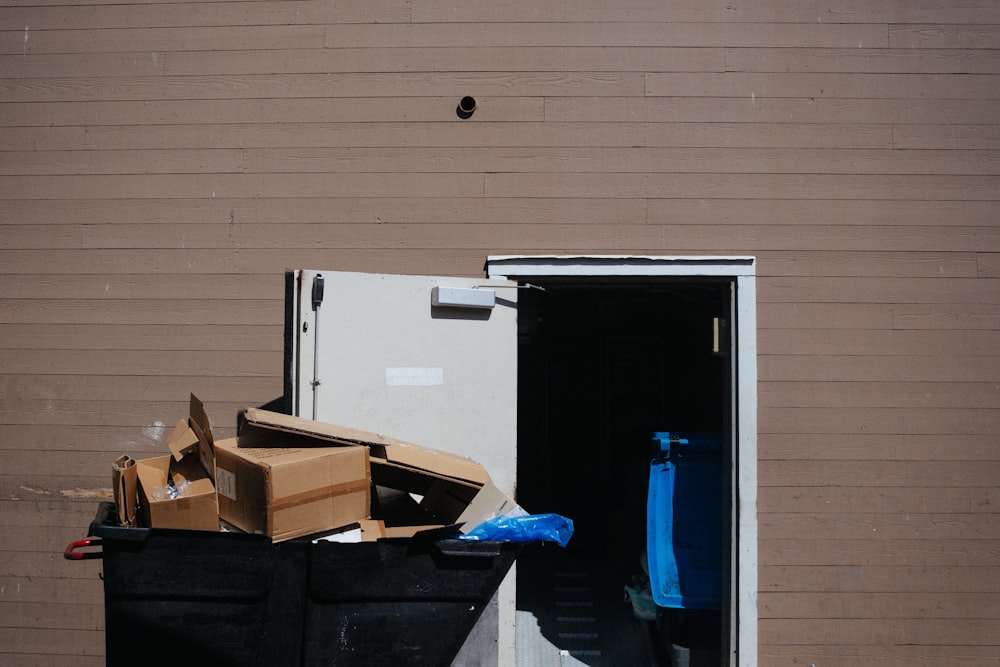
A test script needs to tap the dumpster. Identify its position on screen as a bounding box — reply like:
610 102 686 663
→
66 502 519 667
66 502 306 667
646 432 724 610
303 536 519 666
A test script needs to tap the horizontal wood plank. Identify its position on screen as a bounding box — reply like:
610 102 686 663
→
759 381 1000 409
0 126 84 151
0 248 502 277
1 25 326 55
0 47 725 78
4 222 999 254
0 172 489 199
485 172 1000 200
0 97 544 127
760 565 1000 593
0 373 280 402
0 249 985 280
0 423 238 454
0 299 282 325
759 277 1000 305
759 512 1000 541
5 147 998 176
0 273 284 299
410 1 1000 25
0 601 101 630
77 121 895 150
760 644 1000 666
0 348 282 376
0 197 650 226
544 97 1000 124
759 460 1000 487
727 47 1000 74
760 539 1000 567
0 72 643 101
760 302 1000 330
760 354 1000 382
0 1 408 31
9 194 990 231
980 252 1000 278
759 485 999 513
1 498 118 527
759 406 1000 435
646 73 1000 100
0 574 101 604
0 324 280 350
322 22 890 49
893 123 1000 150
759 618 1000 646
0 628 103 659
760 590 1000 619
0 399 253 427
889 24 1000 50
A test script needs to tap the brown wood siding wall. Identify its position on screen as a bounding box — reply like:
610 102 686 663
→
1 1 998 664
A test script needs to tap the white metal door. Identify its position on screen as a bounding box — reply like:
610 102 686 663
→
291 269 519 495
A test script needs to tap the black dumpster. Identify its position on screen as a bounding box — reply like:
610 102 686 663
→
67 502 518 667
303 536 518 666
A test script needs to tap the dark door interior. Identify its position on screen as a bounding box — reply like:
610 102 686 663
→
515 278 732 665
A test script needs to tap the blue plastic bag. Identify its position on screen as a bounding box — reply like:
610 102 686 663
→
459 513 574 547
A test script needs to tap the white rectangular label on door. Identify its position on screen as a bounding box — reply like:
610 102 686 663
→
385 367 444 386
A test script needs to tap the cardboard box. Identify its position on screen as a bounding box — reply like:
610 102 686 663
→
239 409 518 534
126 395 221 531
136 454 219 531
215 438 370 543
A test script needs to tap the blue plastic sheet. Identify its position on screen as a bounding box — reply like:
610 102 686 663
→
459 513 574 547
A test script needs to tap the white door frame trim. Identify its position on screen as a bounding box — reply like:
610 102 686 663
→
487 255 758 667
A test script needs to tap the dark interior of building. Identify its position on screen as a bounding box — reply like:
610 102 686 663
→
514 278 732 666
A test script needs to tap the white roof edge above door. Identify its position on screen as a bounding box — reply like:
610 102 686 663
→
486 254 756 278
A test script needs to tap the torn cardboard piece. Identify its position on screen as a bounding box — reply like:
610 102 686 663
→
112 454 138 527
238 408 517 535
166 394 217 482
312 519 387 544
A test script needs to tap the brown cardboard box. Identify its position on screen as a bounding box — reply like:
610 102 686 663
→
214 438 370 543
135 454 219 531
239 409 517 534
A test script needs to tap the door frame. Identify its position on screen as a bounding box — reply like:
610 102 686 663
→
487 255 758 667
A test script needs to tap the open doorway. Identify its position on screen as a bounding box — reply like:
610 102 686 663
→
513 276 733 666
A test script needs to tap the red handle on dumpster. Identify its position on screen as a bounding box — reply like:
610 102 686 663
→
64 538 103 560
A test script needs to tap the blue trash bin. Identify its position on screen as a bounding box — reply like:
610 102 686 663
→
646 432 723 610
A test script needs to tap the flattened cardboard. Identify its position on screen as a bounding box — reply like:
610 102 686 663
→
136 454 219 531
455 479 521 534
215 438 370 543
237 408 518 535
112 454 138 528
240 408 488 486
